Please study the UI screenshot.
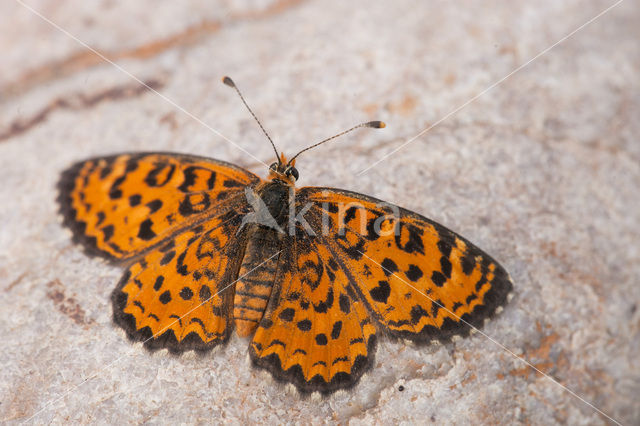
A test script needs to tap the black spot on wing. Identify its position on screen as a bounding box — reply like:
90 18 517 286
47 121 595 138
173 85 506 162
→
410 304 429 325
331 321 342 339
343 206 359 224
159 240 175 252
369 280 391 304
101 224 114 241
337 236 366 260
326 267 336 281
431 271 446 287
145 162 176 187
405 264 423 282
380 258 399 276
328 258 339 271
137 219 156 240
332 356 349 366
179 193 211 216
279 308 295 322
178 166 198 192
315 333 328 345
440 257 452 279
125 158 139 172
297 319 312 331
176 251 189 275
339 294 351 314
133 300 145 312
160 250 175 265
108 175 125 199
99 160 114 179
159 290 171 304
96 211 106 226
146 199 163 213
180 287 193 300
268 339 286 349
461 252 476 275
153 275 164 291
395 222 425 254
436 238 452 258
223 179 244 188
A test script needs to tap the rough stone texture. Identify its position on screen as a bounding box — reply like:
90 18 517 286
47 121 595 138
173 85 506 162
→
1 0 638 424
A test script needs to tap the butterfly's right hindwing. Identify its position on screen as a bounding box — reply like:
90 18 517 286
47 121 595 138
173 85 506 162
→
249 231 377 394
112 206 249 353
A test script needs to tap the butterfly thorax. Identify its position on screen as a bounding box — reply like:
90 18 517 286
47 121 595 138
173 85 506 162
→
233 180 291 337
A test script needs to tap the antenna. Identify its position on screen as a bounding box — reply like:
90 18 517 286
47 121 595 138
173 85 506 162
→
288 121 385 163
222 76 280 161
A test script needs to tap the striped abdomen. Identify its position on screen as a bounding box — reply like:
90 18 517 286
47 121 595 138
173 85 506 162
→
233 229 282 337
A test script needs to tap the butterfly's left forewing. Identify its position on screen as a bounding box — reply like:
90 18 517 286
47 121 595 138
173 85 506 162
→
298 187 513 343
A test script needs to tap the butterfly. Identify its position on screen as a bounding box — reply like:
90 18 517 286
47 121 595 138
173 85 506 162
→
57 77 513 395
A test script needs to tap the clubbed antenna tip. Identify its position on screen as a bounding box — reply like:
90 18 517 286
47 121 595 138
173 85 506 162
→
367 121 386 128
222 76 236 88
288 119 386 163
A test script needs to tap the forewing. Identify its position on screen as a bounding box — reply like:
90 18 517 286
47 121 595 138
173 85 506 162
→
249 232 376 394
298 187 513 343
112 206 248 353
58 152 260 260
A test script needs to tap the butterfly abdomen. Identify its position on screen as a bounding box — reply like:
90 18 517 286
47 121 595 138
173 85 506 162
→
233 229 283 337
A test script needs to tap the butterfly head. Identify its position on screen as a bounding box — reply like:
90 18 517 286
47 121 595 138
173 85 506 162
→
269 153 298 184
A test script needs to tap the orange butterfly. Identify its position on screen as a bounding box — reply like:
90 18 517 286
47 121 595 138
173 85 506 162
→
58 77 512 395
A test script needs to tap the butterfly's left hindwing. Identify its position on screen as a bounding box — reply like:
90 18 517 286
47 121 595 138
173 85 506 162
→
298 187 513 343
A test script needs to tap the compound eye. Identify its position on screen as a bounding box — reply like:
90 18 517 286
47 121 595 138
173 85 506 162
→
287 166 299 181
269 162 278 171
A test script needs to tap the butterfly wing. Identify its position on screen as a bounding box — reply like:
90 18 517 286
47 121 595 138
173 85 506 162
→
249 230 377 394
58 152 260 352
58 152 260 260
112 206 249 352
297 187 513 343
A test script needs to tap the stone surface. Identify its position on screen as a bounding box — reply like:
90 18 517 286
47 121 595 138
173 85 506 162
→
1 0 638 424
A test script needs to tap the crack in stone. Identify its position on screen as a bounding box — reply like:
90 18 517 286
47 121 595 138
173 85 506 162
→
2 0 306 100
0 79 164 142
